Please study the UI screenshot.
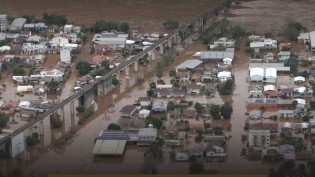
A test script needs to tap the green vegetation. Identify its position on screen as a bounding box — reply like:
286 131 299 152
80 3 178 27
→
78 108 94 125
309 101 315 110
12 67 25 76
285 57 298 76
51 117 63 128
90 21 130 33
76 106 85 113
283 18 307 41
170 151 176 160
189 162 204 174
43 13 67 26
210 105 221 120
0 112 9 128
195 133 203 143
112 78 119 87
194 102 204 115
107 123 121 130
25 133 40 147
47 79 60 88
145 116 163 129
220 102 233 119
218 79 234 95
163 20 179 31
76 61 91 76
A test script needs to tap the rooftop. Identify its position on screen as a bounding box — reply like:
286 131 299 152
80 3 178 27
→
175 59 203 70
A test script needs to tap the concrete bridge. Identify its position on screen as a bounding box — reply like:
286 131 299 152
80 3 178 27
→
0 0 232 158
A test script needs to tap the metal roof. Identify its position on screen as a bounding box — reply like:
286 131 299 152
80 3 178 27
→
310 31 315 48
92 140 127 155
10 18 26 29
249 63 290 72
175 59 202 70
200 51 234 60
250 67 264 76
97 130 129 140
265 68 277 78
138 128 157 137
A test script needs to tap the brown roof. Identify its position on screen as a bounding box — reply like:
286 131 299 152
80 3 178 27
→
205 141 225 152
120 105 137 114
183 109 196 118
138 97 151 102
263 91 279 97
250 123 278 133
190 123 203 131
2 100 18 109
186 83 202 90
177 71 190 77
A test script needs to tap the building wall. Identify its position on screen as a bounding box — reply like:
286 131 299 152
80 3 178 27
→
60 48 72 63
0 15 8 32
248 130 270 147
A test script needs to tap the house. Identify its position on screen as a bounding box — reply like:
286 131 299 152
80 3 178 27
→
293 87 313 97
66 33 78 43
175 152 189 161
152 100 168 112
278 110 294 118
176 71 191 82
138 97 151 107
309 119 315 135
250 67 264 82
217 71 231 82
186 83 202 94
50 36 69 47
27 35 42 43
308 111 315 119
279 88 293 98
39 68 64 82
16 85 33 93
137 127 157 146
202 71 217 82
94 44 111 55
169 109 181 119
138 109 150 119
205 141 227 158
152 88 172 98
264 53 275 62
310 31 315 52
22 43 47 53
33 55 46 64
120 105 138 117
250 122 278 134
264 84 275 92
172 88 186 98
199 50 235 62
175 59 203 72
190 146 205 160
48 25 59 34
64 24 74 33
279 144 296 160
1 100 18 109
223 58 233 66
94 38 126 50
0 14 8 32
249 110 262 119
183 109 196 119
281 122 293 132
60 47 73 64
249 63 290 72
308 69 315 81
294 76 305 83
250 39 277 52
298 32 310 44
249 89 263 98
294 98 306 108
9 18 27 32
34 23 47 31
265 68 277 83
23 23 35 31
278 51 291 61
213 37 235 48
248 130 271 147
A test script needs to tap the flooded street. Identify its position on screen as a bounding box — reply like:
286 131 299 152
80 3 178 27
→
9 40 276 176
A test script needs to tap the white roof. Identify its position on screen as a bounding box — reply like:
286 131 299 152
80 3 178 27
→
142 41 153 46
217 71 231 78
294 76 305 82
310 31 315 48
176 59 202 70
126 40 135 44
264 84 276 91
298 33 310 40
223 57 233 62
250 42 265 48
19 101 31 108
92 140 126 155
200 51 234 60
0 46 11 51
294 87 307 93
193 52 201 57
282 122 292 128
294 98 306 105
265 68 277 78
138 127 157 137
250 67 264 76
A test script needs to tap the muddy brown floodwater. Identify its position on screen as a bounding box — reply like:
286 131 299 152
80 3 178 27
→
7 40 277 176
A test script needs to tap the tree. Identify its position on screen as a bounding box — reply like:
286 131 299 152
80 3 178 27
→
210 105 221 119
42 13 67 26
220 102 233 119
292 100 298 109
48 79 59 88
119 22 130 33
189 162 204 174
156 69 163 80
194 102 204 115
51 117 63 128
167 101 176 111
163 20 179 31
149 82 156 89
169 70 177 78
101 60 110 70
147 89 154 97
112 78 119 87
76 61 91 76
0 112 9 127
283 19 307 41
170 151 176 160
309 101 315 110
195 134 203 143
76 106 85 113
22 15 35 23
231 25 245 39
145 116 163 129
218 79 234 95
12 67 25 76
107 123 121 130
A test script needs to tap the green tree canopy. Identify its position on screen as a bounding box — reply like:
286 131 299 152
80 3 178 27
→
163 20 179 30
112 78 119 87
76 61 91 76
189 162 205 174
0 112 9 128
145 116 163 129
107 123 121 130
12 67 25 76
220 102 233 119
43 13 67 26
194 102 204 114
210 105 221 120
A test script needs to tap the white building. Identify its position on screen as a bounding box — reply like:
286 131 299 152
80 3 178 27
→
265 68 277 83
0 14 8 32
175 59 202 72
250 67 264 82
264 84 276 92
9 18 27 32
223 58 233 66
310 31 315 53
64 24 74 33
50 36 69 47
137 127 157 146
217 71 232 82
309 119 315 135
60 47 73 64
248 130 270 147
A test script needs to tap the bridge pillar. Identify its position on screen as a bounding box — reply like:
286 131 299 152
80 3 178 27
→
150 50 156 60
60 106 65 122
134 60 139 71
175 34 181 44
116 71 121 80
70 101 75 115
97 80 105 96
167 38 172 48
104 77 113 95
79 88 95 109
125 65 130 76
200 17 204 30
159 44 164 55
40 116 52 148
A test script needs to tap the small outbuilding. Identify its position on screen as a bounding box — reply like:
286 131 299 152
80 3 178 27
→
265 68 277 83
250 67 264 82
